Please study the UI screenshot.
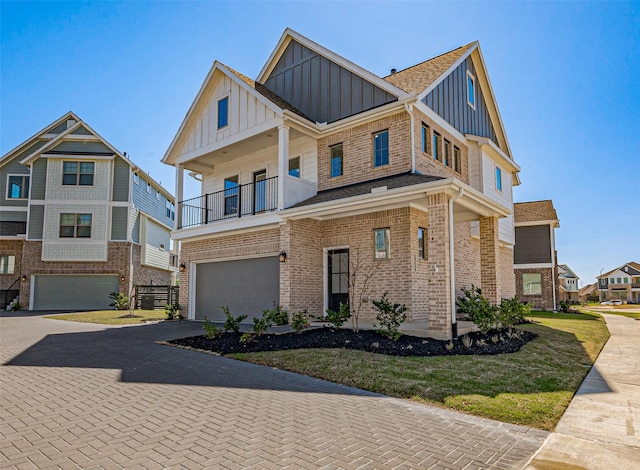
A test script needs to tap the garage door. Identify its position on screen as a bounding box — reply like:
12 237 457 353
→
195 257 280 321
32 275 120 310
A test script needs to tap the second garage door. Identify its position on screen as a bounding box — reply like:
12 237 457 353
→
195 257 280 321
32 274 120 311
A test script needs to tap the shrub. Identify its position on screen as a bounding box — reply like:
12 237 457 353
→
203 318 223 339
371 292 407 341
164 303 182 320
291 310 310 333
461 335 473 349
559 301 571 313
109 292 129 310
262 304 289 326
325 302 351 330
221 306 247 332
10 301 22 311
456 285 498 334
498 297 531 328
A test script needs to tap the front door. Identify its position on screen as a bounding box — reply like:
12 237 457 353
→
253 170 266 214
328 249 349 312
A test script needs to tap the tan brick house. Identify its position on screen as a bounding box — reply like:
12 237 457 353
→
598 262 640 303
163 29 520 339
0 112 177 310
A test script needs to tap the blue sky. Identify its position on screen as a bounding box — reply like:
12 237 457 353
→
2 1 639 285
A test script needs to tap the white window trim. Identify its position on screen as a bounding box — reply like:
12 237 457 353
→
0 255 16 274
374 228 391 259
466 70 476 110
6 173 30 200
495 164 503 192
133 173 139 184
62 160 96 187
217 94 230 130
146 181 151 193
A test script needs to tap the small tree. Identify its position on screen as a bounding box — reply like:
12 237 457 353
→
372 293 407 341
109 292 129 310
345 245 382 332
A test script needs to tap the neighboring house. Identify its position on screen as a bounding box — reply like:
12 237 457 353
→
513 200 559 310
597 262 640 303
0 112 177 311
557 264 580 303
162 28 521 339
579 282 599 303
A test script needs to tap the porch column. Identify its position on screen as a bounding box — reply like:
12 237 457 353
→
175 163 184 229
426 193 452 338
480 216 501 304
277 124 289 210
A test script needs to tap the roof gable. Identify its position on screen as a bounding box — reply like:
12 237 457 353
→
514 200 559 224
599 262 640 279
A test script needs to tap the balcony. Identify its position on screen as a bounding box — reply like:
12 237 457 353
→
179 176 278 229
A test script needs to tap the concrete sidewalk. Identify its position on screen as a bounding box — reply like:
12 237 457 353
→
525 314 640 469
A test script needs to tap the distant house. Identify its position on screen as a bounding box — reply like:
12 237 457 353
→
597 262 640 304
513 200 559 310
557 264 580 303
0 112 177 311
579 282 599 303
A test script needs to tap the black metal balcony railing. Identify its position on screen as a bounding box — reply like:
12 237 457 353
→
179 176 278 229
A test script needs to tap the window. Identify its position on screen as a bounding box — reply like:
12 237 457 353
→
156 190 161 201
133 173 139 184
443 139 451 167
467 70 476 109
166 200 175 221
59 213 92 238
63 161 94 186
7 175 29 199
495 166 503 192
288 157 300 178
217 96 229 129
432 131 440 161
610 277 615 284
522 273 542 295
624 277 628 284
330 143 343 178
454 146 461 173
0 255 15 274
421 123 429 153
146 182 151 193
418 228 427 259
224 176 239 216
374 228 390 259
373 130 389 167
617 277 621 284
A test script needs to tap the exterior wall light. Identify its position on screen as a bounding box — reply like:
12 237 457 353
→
279 251 287 263
21 275 27 282
179 263 186 272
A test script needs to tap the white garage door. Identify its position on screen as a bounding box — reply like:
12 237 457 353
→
195 257 280 321
32 275 120 310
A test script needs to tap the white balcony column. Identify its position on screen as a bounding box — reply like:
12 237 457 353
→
175 163 184 229
277 124 290 210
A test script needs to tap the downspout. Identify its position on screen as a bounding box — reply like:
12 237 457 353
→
404 103 416 173
449 187 464 339
551 227 557 311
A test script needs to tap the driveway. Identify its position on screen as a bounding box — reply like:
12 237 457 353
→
1 312 547 469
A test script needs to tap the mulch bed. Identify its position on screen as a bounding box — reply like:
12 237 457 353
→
168 327 536 357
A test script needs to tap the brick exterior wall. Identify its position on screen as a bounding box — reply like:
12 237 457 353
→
426 194 451 332
0 240 24 306
515 267 555 310
132 244 173 288
479 216 501 304
317 112 412 191
454 222 481 296
500 246 516 298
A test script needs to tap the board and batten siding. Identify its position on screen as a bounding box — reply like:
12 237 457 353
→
423 57 497 146
112 157 130 202
111 206 129 241
49 140 113 154
178 70 280 158
1 156 31 207
27 205 45 240
264 39 397 124
140 216 171 270
514 225 553 264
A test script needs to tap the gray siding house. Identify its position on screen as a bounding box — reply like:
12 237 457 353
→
0 112 177 310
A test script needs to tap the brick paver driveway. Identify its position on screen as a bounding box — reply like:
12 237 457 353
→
1 312 548 469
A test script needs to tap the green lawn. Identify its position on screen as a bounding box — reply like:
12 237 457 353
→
230 311 609 431
45 309 166 325
578 306 640 319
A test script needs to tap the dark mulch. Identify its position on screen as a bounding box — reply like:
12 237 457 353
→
168 327 537 357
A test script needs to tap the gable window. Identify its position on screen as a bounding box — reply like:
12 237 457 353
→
288 157 300 178
522 273 542 295
418 228 427 260
421 123 429 153
467 70 476 109
166 200 175 221
0 255 15 274
63 161 94 186
217 96 229 129
330 143 343 178
454 146 461 173
373 130 389 167
432 131 440 161
7 175 29 199
59 213 92 238
224 176 239 216
374 228 390 259
495 166 503 192
443 139 451 167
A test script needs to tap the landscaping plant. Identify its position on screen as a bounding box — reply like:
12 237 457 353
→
498 297 531 328
456 285 498 333
203 318 223 339
371 292 407 340
291 310 310 333
325 302 351 330
262 304 289 326
164 303 183 320
109 292 130 310
222 306 247 332
345 246 382 332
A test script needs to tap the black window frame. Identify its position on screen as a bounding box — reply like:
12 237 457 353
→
373 130 389 167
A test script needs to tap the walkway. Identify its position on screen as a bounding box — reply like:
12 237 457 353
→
526 314 640 469
0 312 547 469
